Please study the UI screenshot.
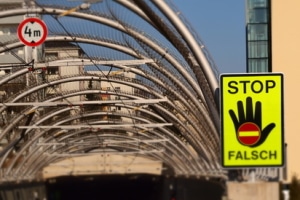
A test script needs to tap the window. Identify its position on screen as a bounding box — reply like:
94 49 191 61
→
248 59 268 72
47 66 59 75
45 52 58 61
247 24 268 40
246 0 271 72
248 41 268 58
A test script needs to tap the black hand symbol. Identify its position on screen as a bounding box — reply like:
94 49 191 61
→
229 97 275 147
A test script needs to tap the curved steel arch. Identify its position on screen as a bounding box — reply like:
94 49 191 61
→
0 0 225 182
0 4 220 129
0 6 216 108
0 56 219 148
1 36 219 144
1 74 218 167
3 72 219 153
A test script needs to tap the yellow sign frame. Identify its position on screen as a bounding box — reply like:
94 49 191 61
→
220 73 284 168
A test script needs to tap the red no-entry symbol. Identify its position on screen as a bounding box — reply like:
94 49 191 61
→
237 122 261 146
17 18 48 47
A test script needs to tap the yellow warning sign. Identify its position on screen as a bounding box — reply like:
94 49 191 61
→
220 73 284 168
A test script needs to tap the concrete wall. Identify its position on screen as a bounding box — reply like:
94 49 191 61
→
271 1 300 181
227 182 279 200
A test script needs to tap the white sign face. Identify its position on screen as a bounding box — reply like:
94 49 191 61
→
17 18 48 47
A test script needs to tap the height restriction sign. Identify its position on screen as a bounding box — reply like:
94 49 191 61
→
17 18 48 47
220 73 284 168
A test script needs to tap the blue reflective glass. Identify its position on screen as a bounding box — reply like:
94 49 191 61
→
246 0 270 72
248 59 268 72
248 8 268 23
247 24 268 40
248 41 268 58
247 0 268 9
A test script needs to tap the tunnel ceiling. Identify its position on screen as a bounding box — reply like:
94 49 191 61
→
0 0 225 182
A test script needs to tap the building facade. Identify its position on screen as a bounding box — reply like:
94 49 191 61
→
246 0 300 181
246 0 271 72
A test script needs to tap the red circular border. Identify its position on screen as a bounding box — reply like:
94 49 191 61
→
17 18 48 47
237 122 261 146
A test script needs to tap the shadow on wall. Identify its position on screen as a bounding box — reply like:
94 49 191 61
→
45 174 225 200
0 182 46 200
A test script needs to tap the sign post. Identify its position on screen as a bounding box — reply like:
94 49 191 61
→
220 73 284 168
17 18 48 47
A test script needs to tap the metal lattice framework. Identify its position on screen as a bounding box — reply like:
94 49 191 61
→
0 0 227 182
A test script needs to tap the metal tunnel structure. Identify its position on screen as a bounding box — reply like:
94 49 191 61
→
0 0 226 183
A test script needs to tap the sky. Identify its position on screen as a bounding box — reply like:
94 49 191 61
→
172 0 246 74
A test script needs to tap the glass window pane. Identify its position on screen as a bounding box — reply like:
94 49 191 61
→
248 8 268 23
247 0 268 9
248 41 268 58
248 59 268 72
247 24 268 40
